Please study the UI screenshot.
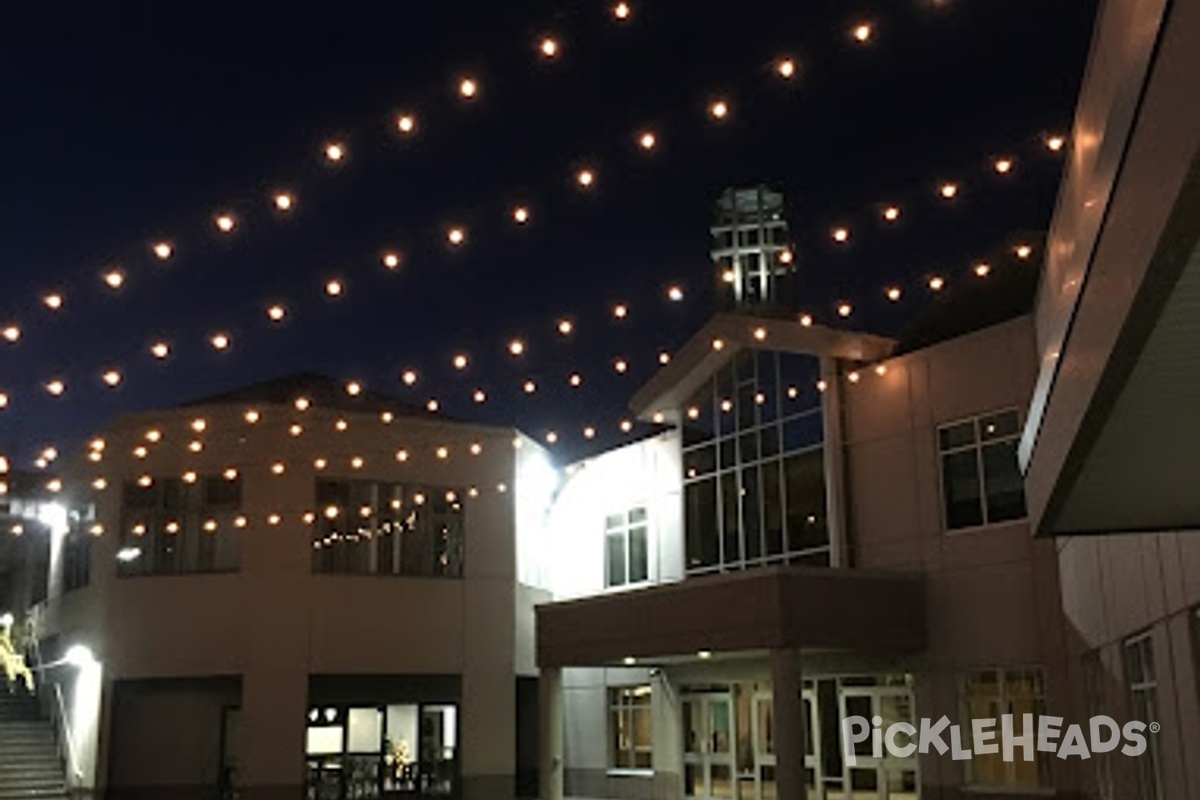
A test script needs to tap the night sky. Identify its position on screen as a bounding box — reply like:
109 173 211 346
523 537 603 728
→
0 0 1098 465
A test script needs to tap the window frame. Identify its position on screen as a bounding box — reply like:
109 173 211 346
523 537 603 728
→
958 665 1052 790
1123 631 1164 800
936 408 1028 533
604 506 650 589
608 685 653 774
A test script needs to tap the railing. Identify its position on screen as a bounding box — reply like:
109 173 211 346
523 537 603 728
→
28 616 85 786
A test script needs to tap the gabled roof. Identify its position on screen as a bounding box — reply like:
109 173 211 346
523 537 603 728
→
630 313 895 420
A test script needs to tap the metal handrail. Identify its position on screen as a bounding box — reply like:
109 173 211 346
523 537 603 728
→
28 620 84 783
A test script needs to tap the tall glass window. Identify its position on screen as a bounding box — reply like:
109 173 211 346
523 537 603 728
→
938 409 1027 531
605 507 649 588
118 474 243 576
1124 633 1164 800
681 350 828 574
609 686 653 770
312 480 464 578
959 667 1051 788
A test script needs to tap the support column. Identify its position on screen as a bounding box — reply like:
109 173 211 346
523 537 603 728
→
819 356 849 568
538 666 564 800
772 648 805 800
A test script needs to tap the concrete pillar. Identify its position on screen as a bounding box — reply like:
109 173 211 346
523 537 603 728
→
538 666 564 800
772 648 805 800
819 356 849 568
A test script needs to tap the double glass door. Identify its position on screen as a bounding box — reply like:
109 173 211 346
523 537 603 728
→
683 693 735 799
834 688 918 800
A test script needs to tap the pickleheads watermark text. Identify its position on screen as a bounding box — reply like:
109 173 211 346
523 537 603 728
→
841 714 1158 766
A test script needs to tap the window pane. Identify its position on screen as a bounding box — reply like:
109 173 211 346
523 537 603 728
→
742 466 762 560
605 513 624 530
942 451 983 529
628 507 647 525
785 451 827 552
629 527 648 583
721 472 740 565
982 441 1026 523
980 410 1020 441
939 421 977 451
685 479 719 570
684 445 717 480
606 534 626 587
762 459 784 556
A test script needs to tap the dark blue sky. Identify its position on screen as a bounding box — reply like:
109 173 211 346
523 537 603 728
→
0 0 1097 463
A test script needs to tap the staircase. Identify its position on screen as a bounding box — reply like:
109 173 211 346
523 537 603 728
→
0 689 68 799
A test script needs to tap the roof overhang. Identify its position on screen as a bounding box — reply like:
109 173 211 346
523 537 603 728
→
1020 0 1200 535
535 566 925 668
630 313 895 420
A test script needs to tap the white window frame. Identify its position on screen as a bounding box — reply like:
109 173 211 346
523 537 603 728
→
608 684 653 773
936 408 1027 533
1124 632 1164 800
604 506 650 588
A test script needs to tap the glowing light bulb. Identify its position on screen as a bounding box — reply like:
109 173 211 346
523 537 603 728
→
620 419 633 433
395 449 410 462
436 446 449 460
974 263 992 277
2 325 20 343
42 293 63 310
577 169 595 188
852 23 872 42
929 276 945 291
523 380 537 394
667 285 684 302
0 392 7 409
709 100 729 120
470 442 483 455
215 214 236 233
557 319 573 335
188 440 203 453
883 206 901 222
508 339 525 356
614 359 628 374
613 304 628 319
832 227 850 243
886 286 902 301
271 462 286 475
848 371 861 384
102 369 122 387
721 269 736 284
138 475 153 488
345 381 363 396
453 353 468 370
104 269 125 289
711 338 725 351
267 514 281 526
459 77 478 98
274 192 294 211
837 303 852 318
45 379 65 396
613 2 631 19
314 457 328 470
244 409 260 423
753 326 767 342
325 279 344 297
92 478 107 491
539 37 559 58
545 431 558 444
351 456 364 470
210 332 231 351
638 131 657 150
817 380 828 393
568 373 582 387
1046 135 1065 152
686 407 700 420
191 418 207 433
510 205 531 225
402 369 418 386
777 58 796 79
325 142 345 162
779 249 794 265
583 425 596 439
153 242 173 260
396 114 416 134
447 227 466 246
381 411 394 423
994 158 1013 174
267 304 286 322
334 418 349 432
1015 244 1033 259
473 389 487 403
875 364 888 376
658 351 671 365
939 183 959 199
295 396 311 411
151 341 170 359
426 399 439 412
800 313 813 327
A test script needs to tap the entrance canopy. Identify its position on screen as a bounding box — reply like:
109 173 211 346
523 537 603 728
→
536 566 924 668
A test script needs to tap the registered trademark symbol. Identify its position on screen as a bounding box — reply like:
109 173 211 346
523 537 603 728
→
1149 722 1161 734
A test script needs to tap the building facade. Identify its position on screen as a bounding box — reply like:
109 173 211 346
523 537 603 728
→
27 375 557 800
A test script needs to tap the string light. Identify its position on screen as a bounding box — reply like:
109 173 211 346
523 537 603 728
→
709 100 729 120
994 158 1014 174
447 227 466 246
667 285 684 302
837 303 852 318
210 332 231 351
267 304 287 322
523 380 537 394
832 227 850 243
102 369 122 387
1046 135 1066 152
215 213 237 233
800 314 813 327
325 279 344 297
568 373 582 387
2 325 20 343
153 242 173 260
613 2 631 20
883 206 901 222
458 78 478 99
577 169 596 188
324 142 346 162
875 364 888 376
508 339 525 356
45 379 65 397
557 319 573 335
753 326 768 342
776 58 797 79
929 276 945 291
848 371 861 384
619 420 633 433
711 338 725 351
274 193 294 211
453 353 469 370
939 183 959 199
886 286 902 301
426 399 439 412
852 23 873 43
151 341 170 359
345 381 363 396
103 269 125 289
244 409 260 423
974 262 992 277
613 304 628 319
638 132 657 150
396 114 417 135
473 389 487 403
41 292 63 311
658 351 671 365
583 425 596 439
512 206 530 224
539 37 560 59
614 359 629 374
402 369 418 386
1015 244 1033 259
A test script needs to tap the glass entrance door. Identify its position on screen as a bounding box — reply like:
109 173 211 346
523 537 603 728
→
683 693 736 799
836 688 919 800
